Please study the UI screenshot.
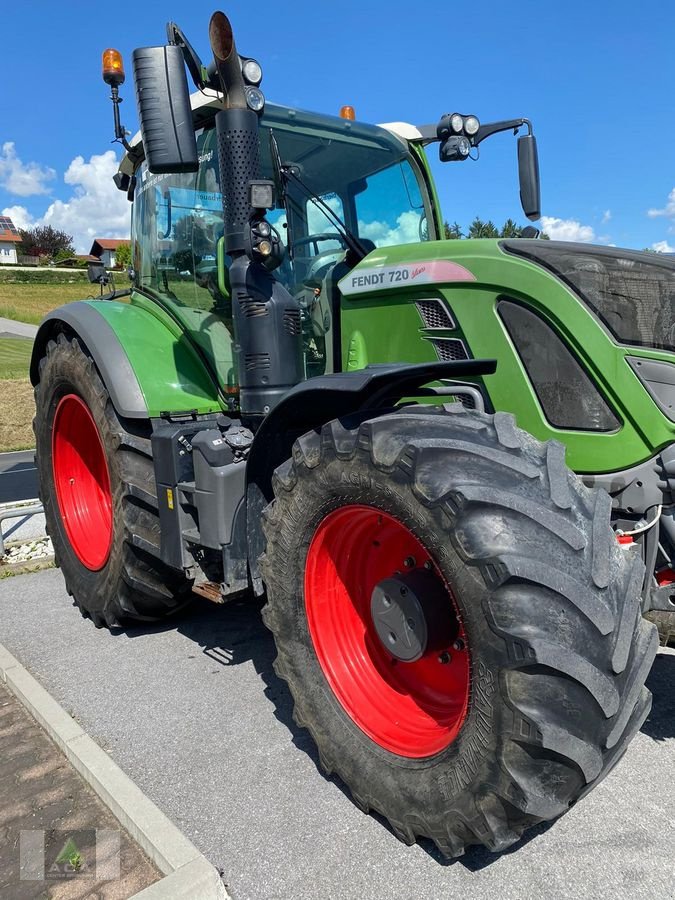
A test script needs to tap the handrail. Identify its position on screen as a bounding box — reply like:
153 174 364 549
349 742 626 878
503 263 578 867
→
0 500 44 556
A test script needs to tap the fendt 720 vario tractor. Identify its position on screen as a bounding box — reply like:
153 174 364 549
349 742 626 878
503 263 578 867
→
32 11 673 856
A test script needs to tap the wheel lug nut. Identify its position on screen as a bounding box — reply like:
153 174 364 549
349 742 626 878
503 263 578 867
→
399 586 407 596
404 556 415 568
453 639 465 651
424 560 432 570
438 651 451 664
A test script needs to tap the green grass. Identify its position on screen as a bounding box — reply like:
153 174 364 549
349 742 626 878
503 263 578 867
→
0 283 91 325
0 337 32 379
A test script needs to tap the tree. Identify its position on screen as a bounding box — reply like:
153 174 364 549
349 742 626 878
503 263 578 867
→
468 217 499 239
114 243 132 270
19 225 74 259
443 221 463 240
499 218 522 238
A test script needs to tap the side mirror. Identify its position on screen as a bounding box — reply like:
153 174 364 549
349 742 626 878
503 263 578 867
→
132 45 198 174
517 134 541 221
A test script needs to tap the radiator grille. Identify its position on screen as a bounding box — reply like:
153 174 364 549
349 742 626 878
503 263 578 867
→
429 337 469 361
415 298 455 330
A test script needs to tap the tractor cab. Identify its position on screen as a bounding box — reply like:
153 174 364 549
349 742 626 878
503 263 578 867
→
125 96 438 383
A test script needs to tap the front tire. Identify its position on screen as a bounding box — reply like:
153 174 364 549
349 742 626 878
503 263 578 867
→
34 332 192 627
261 406 658 856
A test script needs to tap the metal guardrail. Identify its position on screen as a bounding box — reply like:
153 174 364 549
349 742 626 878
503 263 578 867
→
0 500 44 556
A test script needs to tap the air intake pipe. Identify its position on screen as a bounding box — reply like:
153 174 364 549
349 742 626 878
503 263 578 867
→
209 11 304 422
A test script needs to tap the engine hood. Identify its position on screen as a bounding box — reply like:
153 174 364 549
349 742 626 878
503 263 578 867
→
502 239 675 352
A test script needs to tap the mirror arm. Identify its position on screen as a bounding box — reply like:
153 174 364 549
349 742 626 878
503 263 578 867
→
473 118 532 146
413 118 533 147
166 21 208 90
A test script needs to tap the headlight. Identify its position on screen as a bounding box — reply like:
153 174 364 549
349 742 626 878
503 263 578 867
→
258 239 272 256
450 114 464 133
242 58 262 85
464 115 480 136
257 221 271 238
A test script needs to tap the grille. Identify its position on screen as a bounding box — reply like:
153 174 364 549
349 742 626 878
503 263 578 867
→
429 338 468 361
456 392 476 410
245 352 271 371
239 296 268 317
283 308 302 335
415 298 455 330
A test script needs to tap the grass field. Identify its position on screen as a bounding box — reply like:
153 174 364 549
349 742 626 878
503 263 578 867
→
0 337 35 451
0 379 34 452
0 283 92 325
0 338 32 380
0 282 112 451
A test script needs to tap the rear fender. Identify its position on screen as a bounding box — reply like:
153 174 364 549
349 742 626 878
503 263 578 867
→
30 300 222 419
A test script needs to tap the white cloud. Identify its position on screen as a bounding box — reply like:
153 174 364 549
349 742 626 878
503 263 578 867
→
647 187 675 219
601 209 612 224
1 204 34 230
652 240 675 253
540 216 596 243
38 151 130 253
2 151 130 253
358 210 422 247
0 142 55 196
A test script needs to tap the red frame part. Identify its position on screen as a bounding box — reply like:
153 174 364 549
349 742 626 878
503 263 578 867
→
304 505 470 758
52 394 113 571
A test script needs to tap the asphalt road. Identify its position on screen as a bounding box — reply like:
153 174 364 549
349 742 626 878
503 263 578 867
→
0 450 38 504
0 569 673 900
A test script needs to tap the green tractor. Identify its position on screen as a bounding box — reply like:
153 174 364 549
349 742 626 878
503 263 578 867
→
32 11 671 857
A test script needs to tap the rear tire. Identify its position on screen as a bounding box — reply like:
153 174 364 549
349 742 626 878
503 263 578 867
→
34 332 192 627
261 406 658 856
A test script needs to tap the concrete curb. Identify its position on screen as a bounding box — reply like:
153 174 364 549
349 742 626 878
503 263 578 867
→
0 642 230 899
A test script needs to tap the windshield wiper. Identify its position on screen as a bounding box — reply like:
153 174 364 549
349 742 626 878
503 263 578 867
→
268 130 367 262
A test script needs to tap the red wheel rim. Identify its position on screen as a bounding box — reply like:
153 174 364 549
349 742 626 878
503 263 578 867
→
52 394 113 571
304 505 470 757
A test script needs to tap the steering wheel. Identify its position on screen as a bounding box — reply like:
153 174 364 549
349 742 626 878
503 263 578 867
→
293 233 349 256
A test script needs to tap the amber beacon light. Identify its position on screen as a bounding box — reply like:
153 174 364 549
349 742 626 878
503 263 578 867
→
102 49 125 86
339 105 356 120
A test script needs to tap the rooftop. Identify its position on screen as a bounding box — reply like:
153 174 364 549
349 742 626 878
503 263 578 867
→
90 238 131 255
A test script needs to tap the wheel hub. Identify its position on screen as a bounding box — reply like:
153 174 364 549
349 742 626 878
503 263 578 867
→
370 569 458 662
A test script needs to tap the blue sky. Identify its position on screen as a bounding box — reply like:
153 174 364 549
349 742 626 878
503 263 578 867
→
1 0 673 252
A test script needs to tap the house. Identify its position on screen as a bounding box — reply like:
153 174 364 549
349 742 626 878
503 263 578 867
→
89 238 130 269
54 254 100 268
0 215 22 264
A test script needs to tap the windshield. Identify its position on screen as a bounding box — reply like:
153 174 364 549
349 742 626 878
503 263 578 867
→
130 104 434 383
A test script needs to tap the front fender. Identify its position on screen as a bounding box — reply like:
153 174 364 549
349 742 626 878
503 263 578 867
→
30 300 222 419
245 358 495 593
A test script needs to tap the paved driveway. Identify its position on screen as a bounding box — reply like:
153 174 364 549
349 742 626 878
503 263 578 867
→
0 569 673 900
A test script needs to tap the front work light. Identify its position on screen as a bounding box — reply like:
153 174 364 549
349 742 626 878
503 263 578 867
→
439 134 471 162
102 48 125 86
245 86 265 112
450 114 464 133
242 58 263 85
249 180 275 210
464 115 480 136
